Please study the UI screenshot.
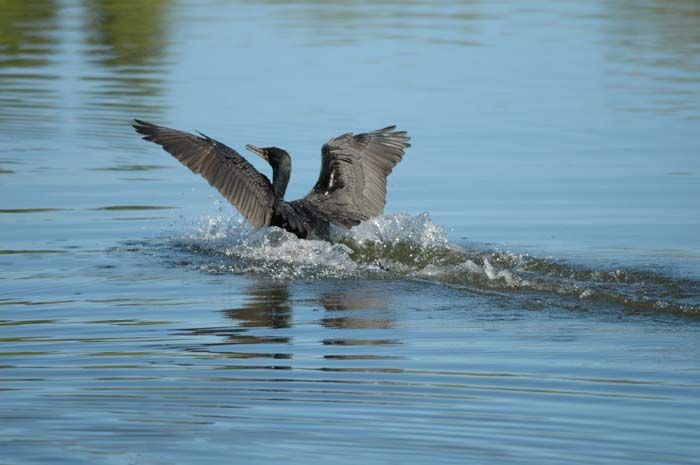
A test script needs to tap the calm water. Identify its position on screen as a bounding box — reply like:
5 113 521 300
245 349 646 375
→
2 0 700 463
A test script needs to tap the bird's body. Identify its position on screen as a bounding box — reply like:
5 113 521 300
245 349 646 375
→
132 120 410 240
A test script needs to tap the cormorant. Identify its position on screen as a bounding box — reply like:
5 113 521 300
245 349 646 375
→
132 120 410 239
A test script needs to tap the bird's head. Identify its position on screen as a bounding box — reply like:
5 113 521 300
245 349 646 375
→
245 145 290 169
245 144 292 198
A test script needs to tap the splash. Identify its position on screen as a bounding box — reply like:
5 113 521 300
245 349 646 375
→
167 213 700 316
174 216 362 279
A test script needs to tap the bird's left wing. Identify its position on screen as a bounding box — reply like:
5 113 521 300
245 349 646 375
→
304 125 410 228
132 120 275 228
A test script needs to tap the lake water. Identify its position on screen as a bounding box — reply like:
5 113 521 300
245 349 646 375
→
1 0 700 463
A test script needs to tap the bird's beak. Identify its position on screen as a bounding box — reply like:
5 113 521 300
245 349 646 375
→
245 144 268 161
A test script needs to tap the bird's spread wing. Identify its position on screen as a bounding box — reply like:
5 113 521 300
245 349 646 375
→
132 120 275 228
304 125 410 228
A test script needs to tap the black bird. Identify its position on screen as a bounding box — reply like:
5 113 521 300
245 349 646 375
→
132 120 410 239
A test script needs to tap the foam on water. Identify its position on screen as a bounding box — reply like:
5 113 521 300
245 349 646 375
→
174 216 361 279
168 213 700 316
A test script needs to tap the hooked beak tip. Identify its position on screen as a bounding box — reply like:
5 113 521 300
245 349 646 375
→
245 144 267 161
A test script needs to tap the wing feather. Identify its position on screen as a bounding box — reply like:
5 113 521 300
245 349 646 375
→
132 120 275 228
304 125 410 228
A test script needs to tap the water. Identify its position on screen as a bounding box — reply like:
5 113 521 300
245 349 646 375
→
2 0 700 463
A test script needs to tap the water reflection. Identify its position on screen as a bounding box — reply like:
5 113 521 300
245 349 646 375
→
223 281 292 329
244 0 483 47
0 0 171 140
0 0 60 138
179 281 400 364
320 290 389 312
0 0 59 67
220 281 395 331
320 287 394 330
80 0 171 137
180 281 292 363
82 0 170 69
605 0 700 116
608 0 700 72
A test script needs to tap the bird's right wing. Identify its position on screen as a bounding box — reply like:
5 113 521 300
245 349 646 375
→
132 120 275 228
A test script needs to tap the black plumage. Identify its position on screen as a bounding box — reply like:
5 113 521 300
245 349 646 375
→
132 119 410 239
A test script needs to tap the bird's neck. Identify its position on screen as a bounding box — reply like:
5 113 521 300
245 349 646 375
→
272 162 291 198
